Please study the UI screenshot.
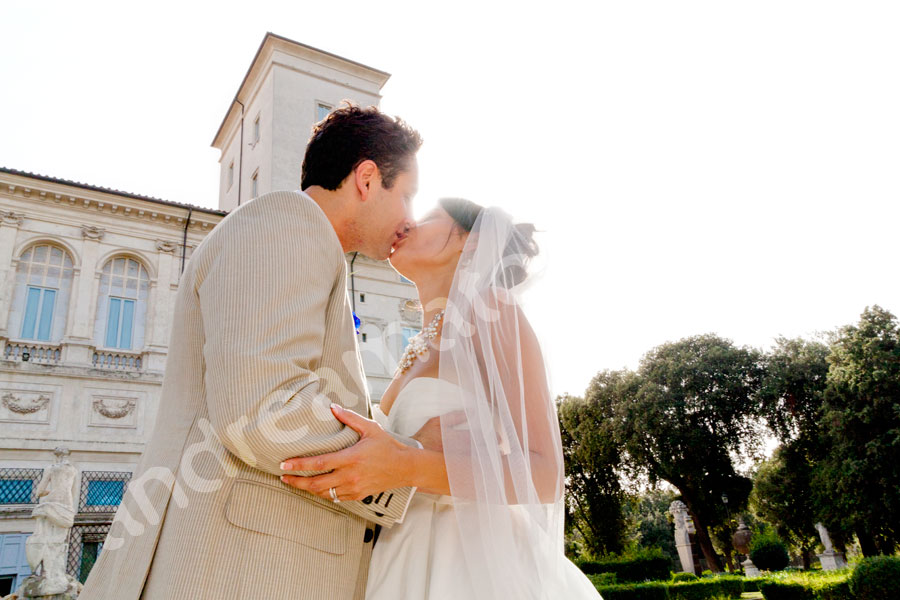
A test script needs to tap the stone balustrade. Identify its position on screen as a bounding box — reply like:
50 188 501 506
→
91 348 144 371
2 339 62 365
0 337 151 373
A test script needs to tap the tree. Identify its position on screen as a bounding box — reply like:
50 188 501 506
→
754 336 835 565
757 336 831 447
611 334 763 571
622 487 679 569
750 445 820 568
816 305 900 556
559 380 629 557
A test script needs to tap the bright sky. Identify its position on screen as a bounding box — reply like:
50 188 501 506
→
3 1 898 397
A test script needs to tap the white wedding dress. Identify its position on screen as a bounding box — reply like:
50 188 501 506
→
365 377 601 600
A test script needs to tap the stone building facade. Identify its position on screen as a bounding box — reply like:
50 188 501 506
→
0 168 226 593
0 33 419 592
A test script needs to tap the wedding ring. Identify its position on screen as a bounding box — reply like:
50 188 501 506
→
329 487 340 503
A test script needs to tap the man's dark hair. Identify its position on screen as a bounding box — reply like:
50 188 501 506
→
301 103 423 191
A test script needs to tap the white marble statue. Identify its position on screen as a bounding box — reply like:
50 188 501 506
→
20 447 80 598
669 500 696 574
815 522 848 571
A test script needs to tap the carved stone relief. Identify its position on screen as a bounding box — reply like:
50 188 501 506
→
88 395 139 428
92 397 136 419
1 210 25 226
155 239 179 253
81 225 106 240
0 389 52 423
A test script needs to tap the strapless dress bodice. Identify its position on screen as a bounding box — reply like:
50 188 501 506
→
372 377 464 439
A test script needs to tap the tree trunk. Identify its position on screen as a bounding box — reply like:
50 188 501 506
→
693 521 723 572
856 526 878 557
801 547 811 570
681 500 723 572
723 551 735 573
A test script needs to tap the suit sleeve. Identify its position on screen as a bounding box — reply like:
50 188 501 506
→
197 199 412 527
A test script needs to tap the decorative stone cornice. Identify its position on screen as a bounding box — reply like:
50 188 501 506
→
81 225 106 240
155 239 179 253
2 392 50 414
0 210 25 226
92 397 136 419
1 174 224 232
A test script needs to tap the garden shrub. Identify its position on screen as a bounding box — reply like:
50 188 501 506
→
816 580 851 600
588 572 617 586
714 576 744 598
758 581 813 600
849 556 900 600
577 548 672 582
669 580 723 600
668 577 744 600
750 531 790 571
743 578 766 593
595 582 670 600
671 572 699 582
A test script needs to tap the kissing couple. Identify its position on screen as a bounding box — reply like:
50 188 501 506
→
81 105 601 599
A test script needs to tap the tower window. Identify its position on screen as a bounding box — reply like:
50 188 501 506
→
252 114 260 144
361 333 367 343
227 161 234 189
317 103 332 122
360 293 365 303
251 170 259 199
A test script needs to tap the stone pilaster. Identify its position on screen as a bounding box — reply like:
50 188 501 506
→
0 210 25 337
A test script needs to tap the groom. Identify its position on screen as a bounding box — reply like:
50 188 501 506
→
81 105 427 599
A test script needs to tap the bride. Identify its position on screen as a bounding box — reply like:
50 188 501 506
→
364 198 601 599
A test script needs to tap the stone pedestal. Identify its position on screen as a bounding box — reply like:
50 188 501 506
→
814 522 847 571
818 550 848 571
18 571 80 599
742 557 761 578
669 500 697 574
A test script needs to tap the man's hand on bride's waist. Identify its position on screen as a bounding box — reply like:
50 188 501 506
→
279 403 418 502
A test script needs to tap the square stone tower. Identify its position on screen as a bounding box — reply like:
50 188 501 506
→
211 33 391 212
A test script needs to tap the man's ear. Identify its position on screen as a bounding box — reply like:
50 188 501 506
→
354 160 378 201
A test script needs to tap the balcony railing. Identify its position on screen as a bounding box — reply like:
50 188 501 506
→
3 340 62 365
92 348 143 371
0 338 148 373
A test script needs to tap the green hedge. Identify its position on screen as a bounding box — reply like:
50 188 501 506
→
758 581 813 600
817 581 852 600
743 578 767 593
849 556 900 600
595 577 745 600
759 579 852 600
595 582 670 600
588 572 618 586
577 553 672 583
669 577 743 600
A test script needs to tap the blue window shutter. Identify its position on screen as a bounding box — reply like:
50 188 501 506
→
85 480 125 506
106 298 121 348
21 287 41 339
36 289 55 341
0 480 33 504
120 299 134 349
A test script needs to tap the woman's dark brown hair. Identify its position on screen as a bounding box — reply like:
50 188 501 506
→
439 197 539 288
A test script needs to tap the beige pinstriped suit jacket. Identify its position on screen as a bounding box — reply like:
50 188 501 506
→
80 190 414 600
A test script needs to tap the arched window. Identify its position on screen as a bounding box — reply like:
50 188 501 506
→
8 244 75 342
93 257 150 350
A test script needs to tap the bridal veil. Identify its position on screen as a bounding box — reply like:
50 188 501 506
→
437 206 581 599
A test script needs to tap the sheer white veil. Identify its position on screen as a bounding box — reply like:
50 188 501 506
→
438 206 574 599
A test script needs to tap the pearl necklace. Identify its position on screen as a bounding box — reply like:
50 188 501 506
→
397 310 444 373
